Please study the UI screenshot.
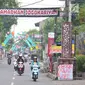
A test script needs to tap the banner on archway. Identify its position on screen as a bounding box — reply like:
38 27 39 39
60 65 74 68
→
0 8 59 17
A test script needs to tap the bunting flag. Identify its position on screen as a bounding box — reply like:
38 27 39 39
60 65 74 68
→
3 34 12 46
27 37 36 47
24 40 31 48
12 31 15 36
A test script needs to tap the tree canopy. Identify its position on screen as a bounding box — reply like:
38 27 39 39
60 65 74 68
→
0 0 19 44
42 17 63 43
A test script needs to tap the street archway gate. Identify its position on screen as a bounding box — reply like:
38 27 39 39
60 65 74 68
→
0 8 74 79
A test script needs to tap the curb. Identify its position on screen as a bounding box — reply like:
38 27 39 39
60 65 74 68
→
47 72 57 80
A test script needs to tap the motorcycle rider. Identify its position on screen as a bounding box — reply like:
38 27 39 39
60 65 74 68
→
17 53 24 63
7 52 12 65
17 53 24 72
7 52 12 58
31 56 40 68
31 56 40 78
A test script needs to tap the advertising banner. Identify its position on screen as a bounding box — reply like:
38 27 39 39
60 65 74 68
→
49 44 74 54
58 64 73 80
0 8 59 17
48 32 54 57
48 32 54 72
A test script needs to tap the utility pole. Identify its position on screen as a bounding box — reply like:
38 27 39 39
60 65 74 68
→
54 16 57 44
65 0 69 21
65 0 72 22
68 0 72 22
74 30 76 57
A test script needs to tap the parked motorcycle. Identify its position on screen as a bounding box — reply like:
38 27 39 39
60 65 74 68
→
17 61 24 76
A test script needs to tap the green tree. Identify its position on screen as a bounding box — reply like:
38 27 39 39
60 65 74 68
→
79 3 85 25
72 2 85 55
43 18 54 43
28 29 39 36
72 3 85 32
43 17 63 43
0 0 19 44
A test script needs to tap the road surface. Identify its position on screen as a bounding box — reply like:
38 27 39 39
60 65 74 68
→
0 58 85 85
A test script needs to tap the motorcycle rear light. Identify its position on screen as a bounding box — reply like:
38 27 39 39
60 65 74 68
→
20 68 22 70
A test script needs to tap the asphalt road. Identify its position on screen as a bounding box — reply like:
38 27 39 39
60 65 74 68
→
0 58 85 85
0 58 55 85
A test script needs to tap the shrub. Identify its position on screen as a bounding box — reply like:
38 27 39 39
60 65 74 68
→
76 55 85 72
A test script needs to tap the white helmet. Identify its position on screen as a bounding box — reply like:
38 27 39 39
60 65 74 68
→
34 56 37 60
19 53 23 57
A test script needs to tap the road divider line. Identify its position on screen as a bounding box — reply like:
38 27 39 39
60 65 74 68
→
12 77 15 80
11 82 14 85
14 73 16 76
14 71 16 74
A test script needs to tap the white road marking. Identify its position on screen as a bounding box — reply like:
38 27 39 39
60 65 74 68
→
11 82 14 85
14 71 16 74
12 77 15 80
13 71 16 76
14 73 16 76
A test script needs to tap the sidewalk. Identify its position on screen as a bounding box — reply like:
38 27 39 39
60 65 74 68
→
53 80 85 85
40 61 85 81
47 72 57 80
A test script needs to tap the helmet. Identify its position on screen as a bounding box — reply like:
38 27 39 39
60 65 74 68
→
19 53 23 57
34 56 37 59
33 56 37 62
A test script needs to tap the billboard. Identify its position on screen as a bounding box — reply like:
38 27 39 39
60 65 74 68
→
58 64 73 80
49 44 74 54
0 8 59 17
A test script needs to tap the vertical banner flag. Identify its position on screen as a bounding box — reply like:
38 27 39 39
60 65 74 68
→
48 32 54 72
48 32 54 57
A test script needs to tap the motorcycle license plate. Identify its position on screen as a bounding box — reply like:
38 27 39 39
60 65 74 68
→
34 72 37 75
18 64 23 68
33 68 38 72
20 68 22 70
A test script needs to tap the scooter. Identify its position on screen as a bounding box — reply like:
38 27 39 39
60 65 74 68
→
31 64 40 81
17 61 24 76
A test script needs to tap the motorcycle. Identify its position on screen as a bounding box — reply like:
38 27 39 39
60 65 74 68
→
7 57 11 65
31 64 40 81
17 61 24 76
7 54 12 65
13 59 17 71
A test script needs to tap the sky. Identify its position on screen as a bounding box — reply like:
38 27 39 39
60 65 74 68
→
12 0 65 35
